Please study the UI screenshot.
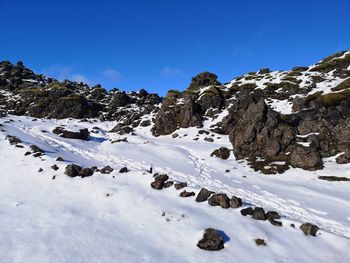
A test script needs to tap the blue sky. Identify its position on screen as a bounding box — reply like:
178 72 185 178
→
1 0 349 95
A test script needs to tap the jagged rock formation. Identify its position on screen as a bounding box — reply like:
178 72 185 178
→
1 51 350 172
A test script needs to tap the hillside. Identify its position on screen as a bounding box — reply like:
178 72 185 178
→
0 51 350 262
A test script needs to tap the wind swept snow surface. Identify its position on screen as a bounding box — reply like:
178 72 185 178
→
0 115 349 263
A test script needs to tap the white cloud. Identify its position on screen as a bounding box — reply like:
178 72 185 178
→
161 66 183 77
102 69 123 83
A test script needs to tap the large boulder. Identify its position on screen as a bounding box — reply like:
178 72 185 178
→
290 145 323 170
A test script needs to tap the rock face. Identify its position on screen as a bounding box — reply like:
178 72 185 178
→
197 228 224 251
300 223 319 236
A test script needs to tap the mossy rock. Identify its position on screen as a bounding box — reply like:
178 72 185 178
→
282 76 302 84
317 89 350 106
331 78 350 91
304 91 323 104
311 53 350 73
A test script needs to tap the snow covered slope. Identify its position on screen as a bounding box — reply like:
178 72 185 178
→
1 115 349 262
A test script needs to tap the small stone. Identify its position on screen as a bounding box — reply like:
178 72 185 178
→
33 152 42 158
179 190 195 197
230 196 242 208
79 167 94 178
51 164 59 171
163 181 174 188
196 188 214 202
100 166 114 174
52 175 56 180
300 223 319 236
38 168 43 173
252 207 266 220
153 173 169 182
119 167 128 173
56 157 64 161
254 238 267 246
240 207 254 216
24 152 31 156
174 182 187 190
208 193 230 209
151 179 164 190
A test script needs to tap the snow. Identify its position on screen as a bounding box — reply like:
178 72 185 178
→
265 99 293 114
0 115 350 262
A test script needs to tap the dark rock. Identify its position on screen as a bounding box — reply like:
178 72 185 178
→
51 164 59 171
208 193 230 209
230 196 242 208
204 137 214 142
15 144 24 148
119 167 128 173
318 176 350 182
153 173 169 182
79 167 94 178
163 181 174 188
100 166 113 174
53 127 89 140
6 135 21 145
151 179 164 190
300 223 319 236
188 72 221 90
197 228 224 251
24 151 31 156
290 145 323 170
179 190 195 197
172 133 179 138
56 157 64 161
140 120 151 127
254 238 267 246
252 207 266 220
174 182 187 190
336 152 350 164
64 164 82 177
196 188 214 202
30 144 44 153
111 138 128 143
240 207 254 216
38 168 43 173
266 211 282 226
211 147 230 160
33 152 42 157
